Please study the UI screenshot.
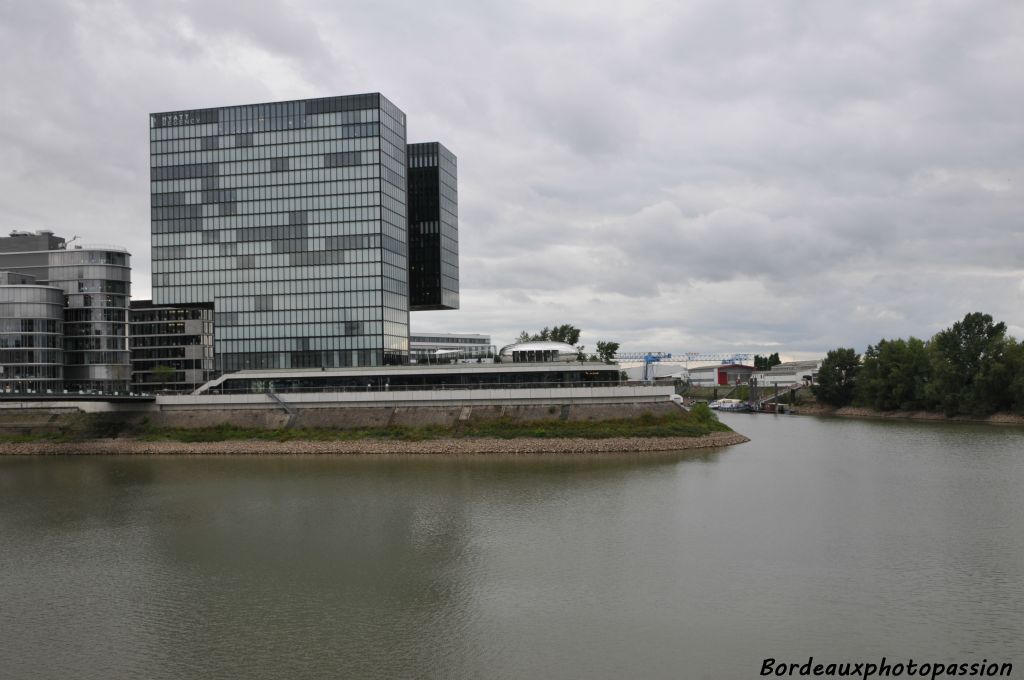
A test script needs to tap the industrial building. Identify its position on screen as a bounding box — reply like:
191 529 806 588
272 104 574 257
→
751 360 821 387
688 363 756 387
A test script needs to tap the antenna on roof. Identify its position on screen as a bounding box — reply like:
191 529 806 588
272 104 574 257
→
62 235 80 249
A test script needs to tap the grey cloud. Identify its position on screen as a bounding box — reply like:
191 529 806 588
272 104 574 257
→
1 0 1022 356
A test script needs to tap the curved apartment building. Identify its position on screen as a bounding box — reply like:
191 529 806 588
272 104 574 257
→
46 247 131 392
0 231 132 393
0 273 64 393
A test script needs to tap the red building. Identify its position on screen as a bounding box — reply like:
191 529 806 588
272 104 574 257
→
689 363 756 387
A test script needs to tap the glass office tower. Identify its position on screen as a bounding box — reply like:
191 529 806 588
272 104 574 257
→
408 142 459 310
150 94 413 370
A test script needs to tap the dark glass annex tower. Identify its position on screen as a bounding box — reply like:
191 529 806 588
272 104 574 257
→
150 94 422 371
407 142 459 310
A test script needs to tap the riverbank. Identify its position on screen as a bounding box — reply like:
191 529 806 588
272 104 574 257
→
793 402 1024 425
0 431 749 455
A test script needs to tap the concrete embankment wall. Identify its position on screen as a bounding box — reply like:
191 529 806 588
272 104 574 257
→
143 402 681 430
0 409 148 437
0 401 681 436
158 385 674 410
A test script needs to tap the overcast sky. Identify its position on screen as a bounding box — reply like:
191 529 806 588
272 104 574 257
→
1 0 1021 358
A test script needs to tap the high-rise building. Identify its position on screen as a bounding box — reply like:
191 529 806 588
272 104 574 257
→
0 231 132 392
408 142 459 310
150 93 457 373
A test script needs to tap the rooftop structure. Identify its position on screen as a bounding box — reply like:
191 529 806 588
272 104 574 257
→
497 341 581 363
194 361 621 395
410 332 492 363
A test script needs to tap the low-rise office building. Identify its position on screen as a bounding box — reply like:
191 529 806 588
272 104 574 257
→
410 332 493 363
195 361 621 394
129 300 215 392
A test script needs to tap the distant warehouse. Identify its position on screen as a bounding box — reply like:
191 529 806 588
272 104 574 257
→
688 363 755 387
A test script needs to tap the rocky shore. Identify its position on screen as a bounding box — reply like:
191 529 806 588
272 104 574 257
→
794 403 1024 425
0 431 749 456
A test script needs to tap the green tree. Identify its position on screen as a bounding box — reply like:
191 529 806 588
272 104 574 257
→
152 364 177 388
926 312 1011 416
753 353 782 371
517 324 583 346
515 325 619 365
595 340 620 364
548 324 582 345
1005 339 1024 414
812 348 860 407
857 337 931 411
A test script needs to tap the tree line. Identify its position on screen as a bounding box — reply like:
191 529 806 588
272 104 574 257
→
754 353 782 371
813 312 1024 416
515 324 620 364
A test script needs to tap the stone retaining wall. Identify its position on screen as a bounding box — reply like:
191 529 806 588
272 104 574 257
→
0 402 685 436
0 431 750 456
144 402 682 430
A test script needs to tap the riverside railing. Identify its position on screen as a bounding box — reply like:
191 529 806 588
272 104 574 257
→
200 380 627 396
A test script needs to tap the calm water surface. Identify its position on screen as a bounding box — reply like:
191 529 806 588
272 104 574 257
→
2 414 1023 679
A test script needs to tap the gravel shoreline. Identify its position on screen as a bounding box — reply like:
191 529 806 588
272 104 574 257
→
0 431 749 456
793 404 1024 425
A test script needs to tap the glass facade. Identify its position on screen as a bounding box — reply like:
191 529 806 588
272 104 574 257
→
201 365 621 395
0 279 64 394
0 233 132 393
407 142 459 310
150 94 415 372
45 248 132 392
129 300 215 392
410 332 492 362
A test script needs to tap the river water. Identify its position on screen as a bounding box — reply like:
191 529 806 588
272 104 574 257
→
1 414 1022 679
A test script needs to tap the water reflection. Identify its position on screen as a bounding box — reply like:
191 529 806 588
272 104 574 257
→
0 451 724 680
2 419 1022 680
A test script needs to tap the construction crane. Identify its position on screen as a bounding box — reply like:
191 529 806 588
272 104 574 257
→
614 352 673 362
614 351 754 374
610 352 672 382
681 352 753 367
